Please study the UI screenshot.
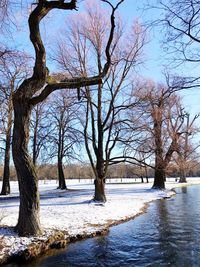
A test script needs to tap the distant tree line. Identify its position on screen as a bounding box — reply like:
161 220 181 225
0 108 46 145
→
1 160 200 182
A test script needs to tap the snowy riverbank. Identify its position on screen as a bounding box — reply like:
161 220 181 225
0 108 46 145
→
1 178 200 264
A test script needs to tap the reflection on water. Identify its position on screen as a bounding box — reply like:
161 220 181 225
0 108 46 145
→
5 185 200 267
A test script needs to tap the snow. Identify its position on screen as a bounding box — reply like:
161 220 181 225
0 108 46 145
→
1 177 200 261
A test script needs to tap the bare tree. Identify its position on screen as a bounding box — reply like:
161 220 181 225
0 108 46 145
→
30 101 51 166
53 4 147 201
151 89 184 189
135 149 149 183
0 0 10 30
10 0 123 236
47 90 81 190
0 50 30 195
154 0 200 68
123 79 187 189
174 113 200 183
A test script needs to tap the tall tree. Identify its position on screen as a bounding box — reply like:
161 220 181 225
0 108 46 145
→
175 113 200 183
53 5 146 201
47 90 81 189
124 79 186 189
10 0 124 236
0 50 30 195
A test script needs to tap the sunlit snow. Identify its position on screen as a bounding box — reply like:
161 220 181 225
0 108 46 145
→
0 178 200 260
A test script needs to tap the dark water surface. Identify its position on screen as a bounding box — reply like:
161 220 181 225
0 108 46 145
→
6 185 200 267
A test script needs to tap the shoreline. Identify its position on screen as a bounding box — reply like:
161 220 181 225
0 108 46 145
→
1 179 200 265
0 202 151 265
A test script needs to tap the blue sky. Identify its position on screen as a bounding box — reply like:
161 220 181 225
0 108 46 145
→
3 0 200 120
118 0 200 119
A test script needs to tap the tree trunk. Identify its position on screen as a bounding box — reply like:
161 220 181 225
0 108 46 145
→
93 153 106 202
57 158 67 190
57 122 67 190
152 167 166 189
32 105 40 166
145 166 149 183
32 123 37 166
94 178 106 202
1 97 13 195
152 109 165 189
12 97 42 236
179 168 187 183
1 129 11 195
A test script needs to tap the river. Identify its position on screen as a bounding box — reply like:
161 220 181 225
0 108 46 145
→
5 185 200 267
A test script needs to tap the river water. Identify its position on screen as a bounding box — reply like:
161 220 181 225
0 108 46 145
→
6 185 200 267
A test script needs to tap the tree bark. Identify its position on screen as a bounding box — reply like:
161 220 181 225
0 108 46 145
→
1 101 12 195
94 178 106 202
93 147 107 202
1 93 13 195
57 119 67 190
1 129 11 195
12 96 41 236
93 83 106 202
145 167 149 183
179 168 187 183
152 107 165 189
152 167 166 189
57 158 67 190
32 113 38 166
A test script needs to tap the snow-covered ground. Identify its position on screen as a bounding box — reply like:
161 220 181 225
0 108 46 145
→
1 177 200 262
